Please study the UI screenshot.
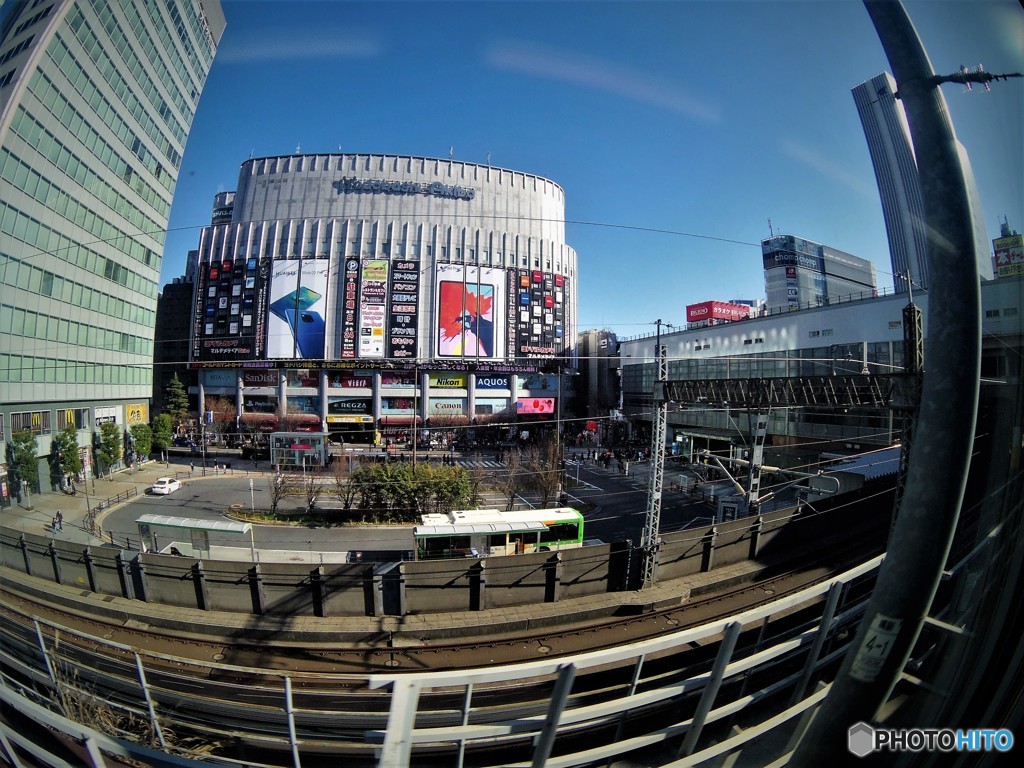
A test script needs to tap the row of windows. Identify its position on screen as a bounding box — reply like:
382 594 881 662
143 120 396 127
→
0 354 152 386
621 343 905 391
0 146 165 267
176 0 218 63
10 409 51 435
0 199 158 300
0 34 34 67
11 4 52 37
88 0 189 145
0 253 154 327
116 0 195 123
204 222 572 275
57 407 92 431
46 35 174 190
66 5 186 158
17 75 169 219
162 0 210 82
138 0 202 102
0 70 14 89
0 303 152 357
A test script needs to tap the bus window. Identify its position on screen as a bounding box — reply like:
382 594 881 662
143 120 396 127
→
540 522 579 544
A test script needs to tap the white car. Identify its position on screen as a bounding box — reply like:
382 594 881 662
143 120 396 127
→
150 477 181 495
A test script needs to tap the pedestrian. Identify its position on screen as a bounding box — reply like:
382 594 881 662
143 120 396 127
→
190 461 194 475
52 516 58 532
56 510 63 531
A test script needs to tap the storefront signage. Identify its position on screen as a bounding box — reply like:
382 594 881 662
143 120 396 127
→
340 258 359 359
359 260 388 358
125 404 147 425
333 177 475 200
476 376 508 389
429 373 466 388
430 398 466 415
203 370 237 387
328 398 370 414
243 370 279 387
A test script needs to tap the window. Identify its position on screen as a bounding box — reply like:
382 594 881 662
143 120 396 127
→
11 409 50 435
56 407 89 430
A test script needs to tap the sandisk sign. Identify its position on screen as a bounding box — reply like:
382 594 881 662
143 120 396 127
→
686 301 751 323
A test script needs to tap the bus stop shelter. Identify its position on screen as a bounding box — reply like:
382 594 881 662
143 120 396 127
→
135 514 254 560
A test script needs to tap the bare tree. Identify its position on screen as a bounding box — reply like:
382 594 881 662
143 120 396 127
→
493 447 525 511
330 453 359 511
266 472 293 515
303 469 325 515
525 437 561 508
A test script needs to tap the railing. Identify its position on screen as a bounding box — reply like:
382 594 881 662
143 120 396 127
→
0 554 884 767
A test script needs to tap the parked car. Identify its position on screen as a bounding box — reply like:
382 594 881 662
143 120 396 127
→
150 477 181 495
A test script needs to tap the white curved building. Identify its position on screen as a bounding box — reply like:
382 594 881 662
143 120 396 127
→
190 153 579 441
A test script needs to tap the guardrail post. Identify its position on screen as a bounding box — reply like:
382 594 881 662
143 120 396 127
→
132 554 149 602
469 560 486 611
748 515 764 559
249 564 266 615
48 542 62 584
678 620 742 756
791 582 844 706
311 565 326 617
192 561 210 610
701 526 718 573
544 552 563 603
18 534 31 576
115 550 134 599
83 547 97 592
134 653 167 749
531 663 577 767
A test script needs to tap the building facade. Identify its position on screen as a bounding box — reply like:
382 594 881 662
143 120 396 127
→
762 234 877 312
852 71 993 292
188 153 579 443
0 0 225 492
619 277 1020 464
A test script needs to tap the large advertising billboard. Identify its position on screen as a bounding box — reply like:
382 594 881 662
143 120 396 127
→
995 234 1024 278
359 259 389 358
339 258 360 359
387 260 420 359
193 255 272 362
435 265 506 359
266 258 329 359
510 269 567 358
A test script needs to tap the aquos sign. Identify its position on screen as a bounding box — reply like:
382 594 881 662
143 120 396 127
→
333 177 475 200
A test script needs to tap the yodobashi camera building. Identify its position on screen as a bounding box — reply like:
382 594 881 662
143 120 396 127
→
188 153 578 442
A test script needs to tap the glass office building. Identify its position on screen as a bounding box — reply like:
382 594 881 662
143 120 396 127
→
0 0 225 489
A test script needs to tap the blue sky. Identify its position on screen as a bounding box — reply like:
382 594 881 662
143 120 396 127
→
163 0 1023 338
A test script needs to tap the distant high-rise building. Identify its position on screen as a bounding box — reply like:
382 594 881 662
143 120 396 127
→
762 235 877 312
0 0 225 489
852 72 993 292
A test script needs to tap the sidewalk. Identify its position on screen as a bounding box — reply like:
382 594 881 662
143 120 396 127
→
0 458 261 546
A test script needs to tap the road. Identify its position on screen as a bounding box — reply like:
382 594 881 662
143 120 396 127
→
98 452 790 556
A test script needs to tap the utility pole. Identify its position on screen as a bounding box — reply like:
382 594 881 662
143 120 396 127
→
640 319 671 588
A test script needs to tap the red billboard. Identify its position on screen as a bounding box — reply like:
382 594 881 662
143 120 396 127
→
686 301 751 323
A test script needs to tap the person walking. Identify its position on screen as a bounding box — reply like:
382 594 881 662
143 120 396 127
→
55 510 63 531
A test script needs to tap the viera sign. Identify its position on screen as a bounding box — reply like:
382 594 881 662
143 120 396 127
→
333 177 475 200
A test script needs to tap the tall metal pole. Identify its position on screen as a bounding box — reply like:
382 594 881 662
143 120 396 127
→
792 1 982 759
641 320 669 588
